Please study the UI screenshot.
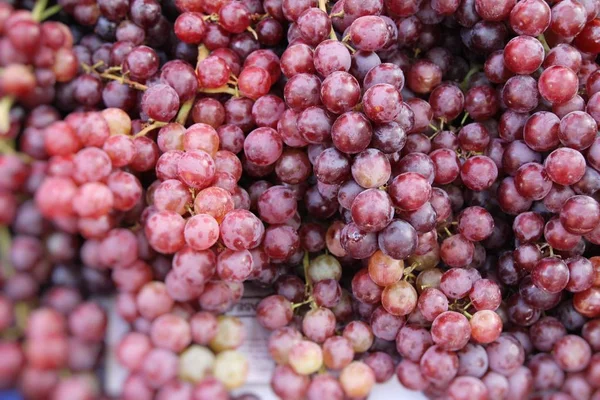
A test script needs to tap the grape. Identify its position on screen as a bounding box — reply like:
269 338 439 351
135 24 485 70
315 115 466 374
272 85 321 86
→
6 2 600 399
209 316 246 352
573 287 600 318
322 336 354 370
460 156 498 192
377 219 418 260
440 234 474 268
528 353 565 391
270 365 310 400
470 310 503 344
284 73 322 111
502 75 540 113
343 320 374 353
339 361 375 398
363 352 395 383
351 188 394 232
447 376 489 400
144 210 186 254
431 311 470 351
560 195 600 235
397 359 431 391
417 288 448 321
313 279 342 308
368 250 404 286
544 147 587 186
551 0 587 37
539 66 578 105
389 172 432 211
190 312 218 345
213 350 249 389
363 84 402 123
178 346 215 383
306 374 344 400
419 345 459 385
553 334 592 372
150 313 192 353
288 340 323 375
487 335 525 376
509 0 550 36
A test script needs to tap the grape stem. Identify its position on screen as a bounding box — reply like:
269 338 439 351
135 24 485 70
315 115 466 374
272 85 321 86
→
428 123 439 132
0 96 15 134
31 0 62 21
318 0 339 40
459 64 482 92
318 0 328 12
198 85 239 97
292 297 314 310
14 302 30 332
203 14 219 22
342 41 356 53
100 72 148 91
197 44 210 68
330 11 344 18
82 62 149 91
0 227 14 278
402 261 420 282
251 13 269 21
537 34 551 53
460 112 470 126
246 26 258 40
176 97 196 125
0 139 16 155
134 121 168 138
303 251 313 297
0 138 31 162
31 0 48 20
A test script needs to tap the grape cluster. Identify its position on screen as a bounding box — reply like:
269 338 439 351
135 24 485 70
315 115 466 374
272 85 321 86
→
3 0 600 399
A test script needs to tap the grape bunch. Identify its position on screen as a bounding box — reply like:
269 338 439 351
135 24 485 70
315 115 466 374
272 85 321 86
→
2 0 600 399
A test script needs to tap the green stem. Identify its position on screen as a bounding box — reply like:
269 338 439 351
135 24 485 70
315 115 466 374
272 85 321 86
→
198 45 210 65
328 28 338 41
39 4 62 21
0 227 14 278
460 65 482 92
460 112 470 126
14 302 30 332
99 72 148 91
537 34 551 53
198 85 238 97
303 252 312 297
292 297 314 310
203 14 219 22
31 0 48 21
134 121 168 138
0 139 15 155
246 26 258 40
176 97 196 125
0 96 15 134
403 262 419 278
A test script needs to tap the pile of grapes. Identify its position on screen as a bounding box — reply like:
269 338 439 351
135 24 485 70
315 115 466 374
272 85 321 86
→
3 0 600 398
